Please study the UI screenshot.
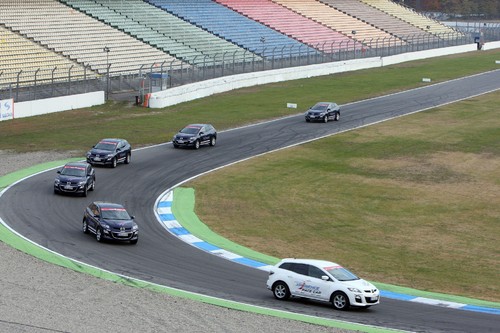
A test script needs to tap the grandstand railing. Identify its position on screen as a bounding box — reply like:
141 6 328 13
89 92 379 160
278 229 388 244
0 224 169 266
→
0 28 495 104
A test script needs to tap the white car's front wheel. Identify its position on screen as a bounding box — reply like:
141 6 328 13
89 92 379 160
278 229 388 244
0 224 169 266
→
272 282 290 300
331 291 350 310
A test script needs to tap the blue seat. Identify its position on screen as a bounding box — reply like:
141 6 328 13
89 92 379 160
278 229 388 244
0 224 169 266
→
147 0 318 59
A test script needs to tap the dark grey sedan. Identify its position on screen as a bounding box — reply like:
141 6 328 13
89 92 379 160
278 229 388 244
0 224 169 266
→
305 102 340 123
54 162 95 197
172 124 217 149
83 201 138 244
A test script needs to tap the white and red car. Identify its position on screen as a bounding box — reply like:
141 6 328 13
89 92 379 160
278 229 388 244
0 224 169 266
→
266 258 380 310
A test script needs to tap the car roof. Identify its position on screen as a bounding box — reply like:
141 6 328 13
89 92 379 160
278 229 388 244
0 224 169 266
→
63 162 89 168
93 202 126 209
278 258 341 267
98 138 124 143
184 124 212 128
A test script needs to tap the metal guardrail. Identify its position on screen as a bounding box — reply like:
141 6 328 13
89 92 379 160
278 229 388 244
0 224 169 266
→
1 28 497 104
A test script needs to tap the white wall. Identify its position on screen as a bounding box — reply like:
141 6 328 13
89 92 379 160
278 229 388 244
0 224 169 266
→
483 41 500 51
13 91 105 119
148 58 381 108
381 44 476 66
148 43 483 109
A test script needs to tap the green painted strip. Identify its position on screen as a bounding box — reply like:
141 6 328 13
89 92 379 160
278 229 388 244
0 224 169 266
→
171 187 279 265
173 187 500 310
0 163 406 333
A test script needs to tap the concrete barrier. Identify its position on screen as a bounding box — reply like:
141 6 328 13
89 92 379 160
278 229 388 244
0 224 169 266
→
483 41 500 51
149 44 482 109
13 91 105 119
148 58 381 108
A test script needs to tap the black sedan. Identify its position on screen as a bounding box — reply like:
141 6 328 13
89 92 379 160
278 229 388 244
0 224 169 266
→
83 202 138 244
305 102 340 123
86 138 131 168
54 162 95 197
172 124 217 149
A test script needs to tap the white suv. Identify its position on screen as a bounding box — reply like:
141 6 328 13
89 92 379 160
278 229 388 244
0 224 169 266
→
266 258 380 310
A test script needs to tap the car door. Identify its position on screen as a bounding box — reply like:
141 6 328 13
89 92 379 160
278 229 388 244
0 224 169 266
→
287 263 310 297
116 141 125 161
306 265 333 301
199 126 209 144
85 165 93 188
289 264 325 300
87 204 100 232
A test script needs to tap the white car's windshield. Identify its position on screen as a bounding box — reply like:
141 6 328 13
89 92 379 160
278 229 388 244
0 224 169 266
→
324 266 359 281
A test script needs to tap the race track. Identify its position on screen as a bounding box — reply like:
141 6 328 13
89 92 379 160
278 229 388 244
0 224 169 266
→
1 70 499 332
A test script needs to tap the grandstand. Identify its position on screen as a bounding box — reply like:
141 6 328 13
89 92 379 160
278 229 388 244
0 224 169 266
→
0 0 477 102
272 0 403 47
147 0 319 58
360 0 460 37
320 0 432 41
0 25 96 88
0 0 184 75
214 0 360 52
61 0 257 65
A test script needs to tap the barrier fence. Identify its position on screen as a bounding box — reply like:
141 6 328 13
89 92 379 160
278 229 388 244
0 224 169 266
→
0 27 497 104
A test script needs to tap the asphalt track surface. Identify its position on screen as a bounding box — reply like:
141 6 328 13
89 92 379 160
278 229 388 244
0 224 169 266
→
1 70 499 333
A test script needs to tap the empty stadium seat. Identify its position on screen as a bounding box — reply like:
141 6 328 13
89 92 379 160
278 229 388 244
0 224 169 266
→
147 0 318 58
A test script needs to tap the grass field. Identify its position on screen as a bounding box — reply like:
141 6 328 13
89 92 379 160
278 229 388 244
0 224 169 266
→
1 49 499 301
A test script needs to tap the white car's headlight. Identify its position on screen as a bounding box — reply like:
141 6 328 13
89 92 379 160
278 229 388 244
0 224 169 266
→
347 287 362 293
132 225 138 231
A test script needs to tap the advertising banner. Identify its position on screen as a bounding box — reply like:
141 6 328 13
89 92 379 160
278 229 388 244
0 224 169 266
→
0 99 14 121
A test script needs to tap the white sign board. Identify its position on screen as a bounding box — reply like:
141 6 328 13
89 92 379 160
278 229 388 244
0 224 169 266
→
287 103 297 109
0 99 14 121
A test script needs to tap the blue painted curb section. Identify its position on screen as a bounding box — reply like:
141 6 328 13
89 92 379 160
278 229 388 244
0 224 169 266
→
156 190 500 316
156 191 274 272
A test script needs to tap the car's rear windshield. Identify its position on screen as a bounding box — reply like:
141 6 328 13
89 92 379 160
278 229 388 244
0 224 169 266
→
324 266 359 281
94 142 117 151
60 166 85 177
180 126 201 135
101 208 130 220
311 104 328 111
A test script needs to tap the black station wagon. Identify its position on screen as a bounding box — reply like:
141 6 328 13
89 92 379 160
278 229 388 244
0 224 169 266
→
54 162 95 197
83 202 138 244
172 124 217 149
86 138 131 168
